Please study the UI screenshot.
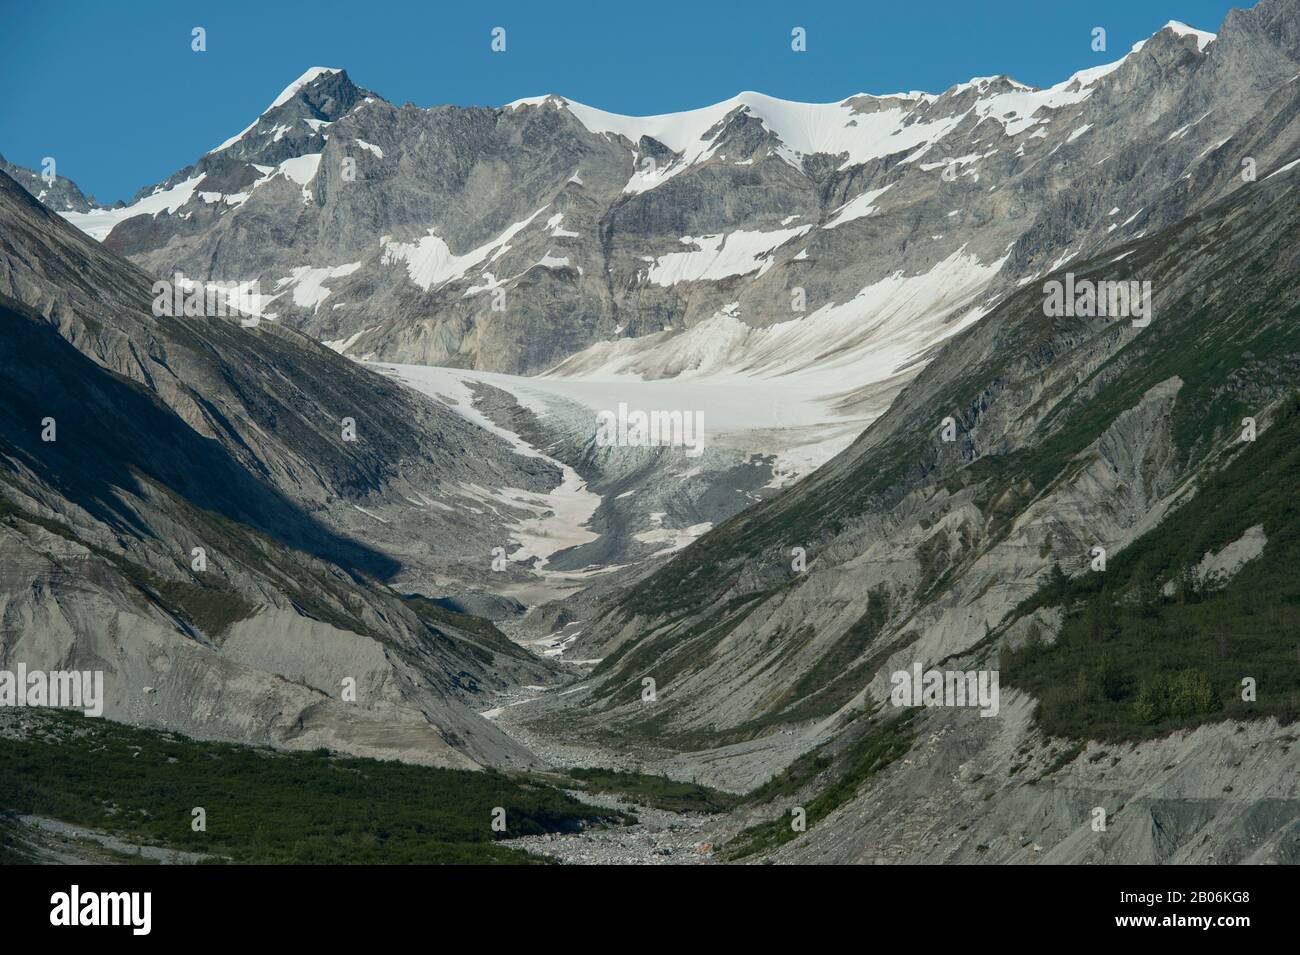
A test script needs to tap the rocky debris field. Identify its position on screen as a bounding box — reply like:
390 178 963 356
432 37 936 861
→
509 790 722 865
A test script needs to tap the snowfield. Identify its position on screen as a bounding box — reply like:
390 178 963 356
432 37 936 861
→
367 243 1002 596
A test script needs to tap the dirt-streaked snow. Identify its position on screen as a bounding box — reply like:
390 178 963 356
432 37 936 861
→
375 363 603 582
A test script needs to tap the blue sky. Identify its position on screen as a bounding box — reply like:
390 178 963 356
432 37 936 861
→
0 0 1250 204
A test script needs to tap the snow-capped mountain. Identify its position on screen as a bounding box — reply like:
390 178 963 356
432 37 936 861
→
50 15 1296 387
40 13 1293 393
14 0 1300 597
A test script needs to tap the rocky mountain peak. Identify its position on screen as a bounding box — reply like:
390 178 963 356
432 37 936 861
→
0 151 107 213
209 66 370 156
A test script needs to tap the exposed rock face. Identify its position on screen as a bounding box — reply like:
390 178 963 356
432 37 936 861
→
0 171 566 769
0 152 106 214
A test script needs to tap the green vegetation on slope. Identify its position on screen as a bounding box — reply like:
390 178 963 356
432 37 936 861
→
723 709 917 860
560 767 739 814
0 711 624 864
1002 394 1300 740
